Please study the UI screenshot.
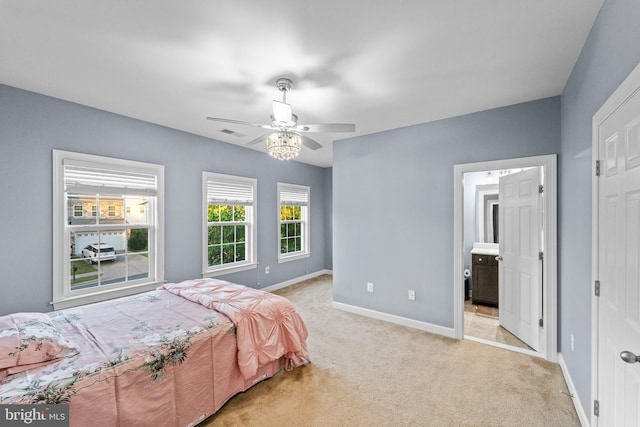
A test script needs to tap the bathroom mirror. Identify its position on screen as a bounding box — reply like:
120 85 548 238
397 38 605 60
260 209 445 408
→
475 184 499 243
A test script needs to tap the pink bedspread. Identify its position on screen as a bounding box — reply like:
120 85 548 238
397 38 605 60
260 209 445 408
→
160 278 310 379
0 283 308 426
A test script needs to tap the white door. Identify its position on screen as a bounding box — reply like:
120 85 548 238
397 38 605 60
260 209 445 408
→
498 168 541 351
596 78 640 426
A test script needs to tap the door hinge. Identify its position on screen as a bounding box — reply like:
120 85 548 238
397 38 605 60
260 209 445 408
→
594 399 599 417
538 184 544 194
595 280 600 296
538 318 543 327
538 252 544 261
595 160 601 177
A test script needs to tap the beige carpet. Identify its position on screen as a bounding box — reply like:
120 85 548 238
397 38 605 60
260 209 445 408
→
201 275 579 426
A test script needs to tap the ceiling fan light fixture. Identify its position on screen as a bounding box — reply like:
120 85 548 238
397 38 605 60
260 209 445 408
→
267 132 302 160
206 76 355 158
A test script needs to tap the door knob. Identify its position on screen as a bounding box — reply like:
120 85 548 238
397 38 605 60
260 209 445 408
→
495 256 503 261
620 351 640 364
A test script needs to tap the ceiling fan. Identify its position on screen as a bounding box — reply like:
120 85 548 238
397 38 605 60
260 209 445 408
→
206 78 356 160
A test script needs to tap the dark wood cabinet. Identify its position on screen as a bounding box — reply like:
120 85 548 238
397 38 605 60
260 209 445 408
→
472 253 498 307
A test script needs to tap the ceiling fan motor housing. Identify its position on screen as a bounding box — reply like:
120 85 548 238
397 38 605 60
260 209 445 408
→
275 78 293 93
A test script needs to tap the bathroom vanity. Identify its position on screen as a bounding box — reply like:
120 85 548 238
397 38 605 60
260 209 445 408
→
470 243 499 307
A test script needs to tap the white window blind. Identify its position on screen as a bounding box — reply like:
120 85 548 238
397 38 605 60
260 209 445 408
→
279 185 309 206
64 160 158 196
207 180 254 205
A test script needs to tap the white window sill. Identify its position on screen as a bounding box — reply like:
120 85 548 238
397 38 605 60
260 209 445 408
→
52 281 163 310
203 262 257 278
278 252 310 264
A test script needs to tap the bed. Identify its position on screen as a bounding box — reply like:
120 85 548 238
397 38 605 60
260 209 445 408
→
0 278 309 426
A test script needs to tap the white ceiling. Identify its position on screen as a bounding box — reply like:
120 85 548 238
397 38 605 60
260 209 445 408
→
0 1 603 167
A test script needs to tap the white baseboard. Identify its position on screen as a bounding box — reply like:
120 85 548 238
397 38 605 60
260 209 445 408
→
558 353 590 427
331 301 456 338
261 269 332 293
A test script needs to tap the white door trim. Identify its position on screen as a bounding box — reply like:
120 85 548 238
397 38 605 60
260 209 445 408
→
453 154 558 362
591 60 640 427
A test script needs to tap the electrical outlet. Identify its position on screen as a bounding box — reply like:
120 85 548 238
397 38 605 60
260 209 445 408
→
265 266 270 274
570 333 575 352
367 282 373 292
408 290 416 300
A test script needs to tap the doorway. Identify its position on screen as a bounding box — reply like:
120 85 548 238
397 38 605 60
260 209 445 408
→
453 155 558 362
463 167 540 352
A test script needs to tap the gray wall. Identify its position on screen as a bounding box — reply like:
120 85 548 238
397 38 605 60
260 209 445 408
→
559 0 640 410
0 84 329 315
333 97 560 327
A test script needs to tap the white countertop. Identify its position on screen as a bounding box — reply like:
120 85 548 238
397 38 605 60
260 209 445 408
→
470 242 499 256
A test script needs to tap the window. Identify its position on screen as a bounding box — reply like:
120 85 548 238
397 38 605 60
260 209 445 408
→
53 150 164 309
203 172 257 276
73 205 83 217
278 183 309 262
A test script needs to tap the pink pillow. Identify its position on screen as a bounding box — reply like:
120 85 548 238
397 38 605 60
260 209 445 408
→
0 312 78 371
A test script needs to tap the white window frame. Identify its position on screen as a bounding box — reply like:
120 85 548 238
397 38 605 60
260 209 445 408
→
52 150 164 310
277 182 310 263
73 205 83 217
202 172 257 277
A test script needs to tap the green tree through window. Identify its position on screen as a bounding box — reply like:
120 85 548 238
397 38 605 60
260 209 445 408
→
207 204 246 267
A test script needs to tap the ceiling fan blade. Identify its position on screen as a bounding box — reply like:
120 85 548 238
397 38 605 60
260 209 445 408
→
272 100 293 123
206 117 264 128
299 135 323 151
297 123 356 133
245 134 266 146
257 124 280 131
